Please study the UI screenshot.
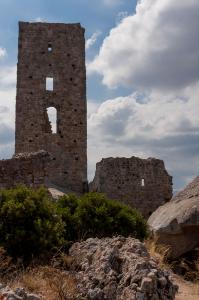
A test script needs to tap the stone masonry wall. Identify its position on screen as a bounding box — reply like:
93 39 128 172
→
15 22 87 193
89 156 173 218
0 151 50 189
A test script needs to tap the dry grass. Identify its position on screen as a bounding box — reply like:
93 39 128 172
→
145 239 171 269
0 248 78 300
0 247 24 283
10 266 78 300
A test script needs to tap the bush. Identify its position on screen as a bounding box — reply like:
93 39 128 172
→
57 192 148 241
0 187 148 260
56 194 79 242
0 186 64 259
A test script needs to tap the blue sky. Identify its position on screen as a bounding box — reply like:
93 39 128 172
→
1 0 199 191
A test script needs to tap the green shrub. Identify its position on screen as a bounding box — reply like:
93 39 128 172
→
0 186 64 259
56 194 79 242
57 192 148 241
0 186 148 260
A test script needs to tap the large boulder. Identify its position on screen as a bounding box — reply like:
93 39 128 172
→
148 176 199 258
69 236 178 300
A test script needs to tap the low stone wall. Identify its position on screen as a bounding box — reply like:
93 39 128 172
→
0 150 50 189
89 156 173 218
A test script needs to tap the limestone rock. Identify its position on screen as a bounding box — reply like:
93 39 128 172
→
148 176 199 258
69 236 178 300
0 286 41 300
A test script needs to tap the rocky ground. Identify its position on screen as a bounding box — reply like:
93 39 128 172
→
0 284 40 300
70 236 178 300
1 237 198 300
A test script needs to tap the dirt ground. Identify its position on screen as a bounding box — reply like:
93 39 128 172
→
173 275 199 300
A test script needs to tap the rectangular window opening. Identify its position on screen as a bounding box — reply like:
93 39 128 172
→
48 43 52 52
46 77 54 91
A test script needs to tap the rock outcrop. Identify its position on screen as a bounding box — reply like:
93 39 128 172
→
69 236 178 300
148 176 199 258
89 157 172 218
0 284 40 300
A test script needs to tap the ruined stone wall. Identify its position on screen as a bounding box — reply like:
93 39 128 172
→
15 22 87 193
89 157 173 218
0 151 49 189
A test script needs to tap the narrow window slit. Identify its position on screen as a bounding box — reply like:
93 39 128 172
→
141 178 145 187
48 42 52 52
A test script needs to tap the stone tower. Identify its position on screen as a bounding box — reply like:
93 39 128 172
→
15 22 87 193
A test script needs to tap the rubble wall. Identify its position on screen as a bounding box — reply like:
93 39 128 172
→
0 151 49 189
89 156 173 218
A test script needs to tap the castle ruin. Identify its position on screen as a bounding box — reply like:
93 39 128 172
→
90 157 172 218
15 22 87 193
0 21 173 216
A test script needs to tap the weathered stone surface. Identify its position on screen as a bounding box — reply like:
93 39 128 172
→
69 237 178 300
89 157 172 218
148 176 199 258
0 286 41 300
15 21 87 194
0 151 49 189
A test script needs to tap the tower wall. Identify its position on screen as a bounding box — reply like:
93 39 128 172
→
15 22 87 193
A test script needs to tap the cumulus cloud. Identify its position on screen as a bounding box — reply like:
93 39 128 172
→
88 82 199 189
86 31 101 50
0 65 16 159
87 101 100 118
89 0 199 91
0 65 17 90
0 47 6 59
0 106 9 114
0 123 14 145
116 11 129 24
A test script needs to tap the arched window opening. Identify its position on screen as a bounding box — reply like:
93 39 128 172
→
141 178 145 187
47 107 57 134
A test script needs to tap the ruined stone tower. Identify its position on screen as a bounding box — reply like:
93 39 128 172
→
15 22 87 193
90 157 172 218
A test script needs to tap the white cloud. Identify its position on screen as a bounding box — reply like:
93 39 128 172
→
89 0 199 91
116 11 129 24
0 65 16 89
86 31 101 50
0 65 16 159
87 100 100 118
87 0 199 190
0 47 7 59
